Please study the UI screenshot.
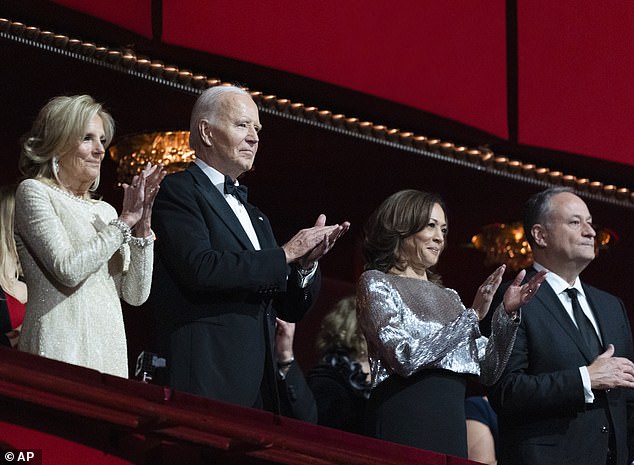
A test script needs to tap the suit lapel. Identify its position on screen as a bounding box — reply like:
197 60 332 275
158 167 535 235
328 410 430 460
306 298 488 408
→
533 278 597 362
187 164 256 251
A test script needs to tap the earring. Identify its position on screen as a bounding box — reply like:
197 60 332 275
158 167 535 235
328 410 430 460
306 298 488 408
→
52 157 59 176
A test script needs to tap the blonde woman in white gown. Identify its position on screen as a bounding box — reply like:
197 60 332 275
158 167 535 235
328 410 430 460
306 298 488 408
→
15 95 165 377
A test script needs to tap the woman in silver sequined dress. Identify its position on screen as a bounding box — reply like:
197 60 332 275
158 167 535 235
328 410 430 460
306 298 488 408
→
15 95 165 377
357 190 546 457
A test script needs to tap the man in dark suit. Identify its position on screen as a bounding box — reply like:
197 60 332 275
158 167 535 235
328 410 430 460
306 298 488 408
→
150 85 349 412
490 187 634 465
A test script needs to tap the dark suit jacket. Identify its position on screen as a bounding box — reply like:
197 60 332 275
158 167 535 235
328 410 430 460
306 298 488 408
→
489 268 634 465
150 164 319 409
278 362 318 423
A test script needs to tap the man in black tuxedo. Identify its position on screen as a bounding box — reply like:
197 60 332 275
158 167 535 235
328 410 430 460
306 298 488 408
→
490 187 634 465
150 85 349 412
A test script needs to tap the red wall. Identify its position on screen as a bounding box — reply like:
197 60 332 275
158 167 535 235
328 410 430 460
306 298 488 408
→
50 0 634 168
518 1 634 165
162 0 509 139
51 0 152 38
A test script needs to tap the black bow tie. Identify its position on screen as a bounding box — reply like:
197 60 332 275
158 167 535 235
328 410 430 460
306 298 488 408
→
224 175 248 205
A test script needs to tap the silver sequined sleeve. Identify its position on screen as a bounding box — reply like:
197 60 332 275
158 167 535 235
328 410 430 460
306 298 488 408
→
358 271 480 383
357 270 519 387
477 303 520 385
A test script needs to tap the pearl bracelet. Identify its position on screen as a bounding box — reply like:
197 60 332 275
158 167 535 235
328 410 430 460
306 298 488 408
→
109 219 132 244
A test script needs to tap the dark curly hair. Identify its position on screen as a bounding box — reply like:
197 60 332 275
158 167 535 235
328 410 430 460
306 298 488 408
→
362 189 446 284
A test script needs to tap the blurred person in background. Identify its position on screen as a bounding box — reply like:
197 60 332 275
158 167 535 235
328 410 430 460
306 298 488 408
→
307 296 370 434
0 184 26 348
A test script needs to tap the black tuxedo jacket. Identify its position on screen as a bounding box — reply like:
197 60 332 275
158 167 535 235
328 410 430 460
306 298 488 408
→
489 268 634 465
150 164 319 408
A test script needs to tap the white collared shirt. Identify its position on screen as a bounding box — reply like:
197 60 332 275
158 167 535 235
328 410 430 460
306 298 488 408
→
193 159 316 288
533 263 602 340
533 262 601 403
194 158 261 250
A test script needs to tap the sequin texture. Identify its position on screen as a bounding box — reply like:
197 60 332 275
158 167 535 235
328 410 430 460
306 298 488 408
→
357 270 518 387
15 179 153 377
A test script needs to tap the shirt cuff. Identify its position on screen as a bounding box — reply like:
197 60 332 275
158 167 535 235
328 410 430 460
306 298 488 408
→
579 366 595 403
130 230 156 247
296 262 318 288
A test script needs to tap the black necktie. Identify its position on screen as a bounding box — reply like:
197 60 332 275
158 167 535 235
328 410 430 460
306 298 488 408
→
224 175 248 205
565 288 602 358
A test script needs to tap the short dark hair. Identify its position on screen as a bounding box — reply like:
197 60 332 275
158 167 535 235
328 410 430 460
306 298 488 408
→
523 187 574 248
362 189 446 284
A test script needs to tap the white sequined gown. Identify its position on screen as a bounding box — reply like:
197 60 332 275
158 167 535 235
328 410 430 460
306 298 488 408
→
15 179 153 378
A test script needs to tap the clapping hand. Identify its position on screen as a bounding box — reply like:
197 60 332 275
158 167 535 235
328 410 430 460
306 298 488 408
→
502 269 547 315
471 266 547 320
472 265 506 320
120 172 146 228
119 163 166 235
136 163 166 237
282 214 350 268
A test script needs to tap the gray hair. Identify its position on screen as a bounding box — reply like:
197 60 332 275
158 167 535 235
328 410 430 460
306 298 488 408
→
188 86 251 151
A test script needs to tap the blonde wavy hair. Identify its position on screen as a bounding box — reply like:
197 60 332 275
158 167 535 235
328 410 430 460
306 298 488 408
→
315 296 367 360
0 185 21 293
19 95 115 193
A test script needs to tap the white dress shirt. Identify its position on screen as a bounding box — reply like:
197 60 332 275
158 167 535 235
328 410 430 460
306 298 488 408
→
194 158 261 250
194 159 316 287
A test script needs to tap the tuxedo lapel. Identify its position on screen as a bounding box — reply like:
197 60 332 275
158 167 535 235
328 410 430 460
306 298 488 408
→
187 164 256 251
246 205 276 249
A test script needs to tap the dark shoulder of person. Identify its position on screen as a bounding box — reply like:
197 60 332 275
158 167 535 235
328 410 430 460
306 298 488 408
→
307 352 370 433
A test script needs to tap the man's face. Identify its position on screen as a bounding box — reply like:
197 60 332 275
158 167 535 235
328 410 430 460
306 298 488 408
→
538 192 596 267
205 93 261 180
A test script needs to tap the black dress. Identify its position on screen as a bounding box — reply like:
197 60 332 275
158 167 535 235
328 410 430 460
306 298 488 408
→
365 369 467 457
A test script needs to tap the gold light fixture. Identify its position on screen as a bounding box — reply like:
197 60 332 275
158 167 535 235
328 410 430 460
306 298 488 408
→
470 222 617 271
109 131 195 184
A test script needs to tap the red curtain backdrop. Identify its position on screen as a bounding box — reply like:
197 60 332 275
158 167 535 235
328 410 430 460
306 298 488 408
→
161 0 509 139
50 0 152 38
48 0 634 167
518 0 634 166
